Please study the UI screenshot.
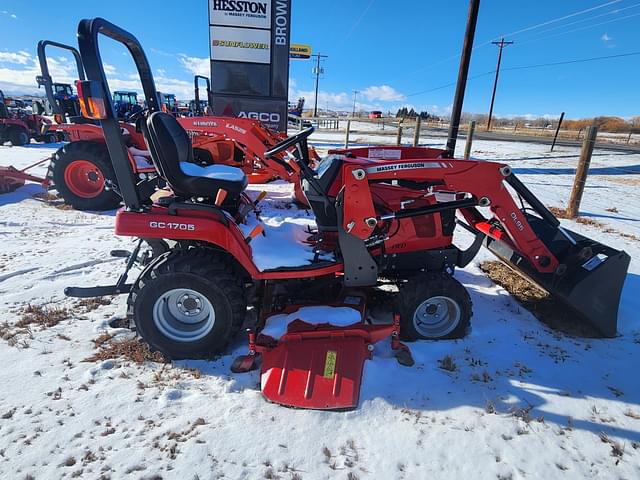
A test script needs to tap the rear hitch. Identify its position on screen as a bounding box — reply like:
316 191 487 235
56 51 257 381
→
65 239 143 298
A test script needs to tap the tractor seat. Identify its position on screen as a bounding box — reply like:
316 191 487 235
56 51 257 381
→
144 112 248 199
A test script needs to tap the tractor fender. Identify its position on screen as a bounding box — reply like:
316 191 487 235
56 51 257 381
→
114 208 261 278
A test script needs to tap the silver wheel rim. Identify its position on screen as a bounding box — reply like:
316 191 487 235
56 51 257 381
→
152 288 215 342
413 296 461 338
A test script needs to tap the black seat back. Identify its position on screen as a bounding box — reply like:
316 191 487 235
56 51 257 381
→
0 102 8 119
144 112 247 199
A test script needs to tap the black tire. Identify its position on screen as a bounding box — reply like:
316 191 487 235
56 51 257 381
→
49 141 121 211
128 249 247 359
396 272 472 341
43 133 57 144
9 128 29 146
32 100 45 116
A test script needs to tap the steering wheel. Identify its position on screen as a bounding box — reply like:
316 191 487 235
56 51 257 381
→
126 106 148 124
264 126 314 158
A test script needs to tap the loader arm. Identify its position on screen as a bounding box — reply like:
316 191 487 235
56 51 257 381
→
341 159 560 274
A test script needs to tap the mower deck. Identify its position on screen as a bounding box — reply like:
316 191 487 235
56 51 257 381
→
233 302 414 410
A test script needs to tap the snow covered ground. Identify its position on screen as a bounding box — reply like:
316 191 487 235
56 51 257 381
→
0 133 638 479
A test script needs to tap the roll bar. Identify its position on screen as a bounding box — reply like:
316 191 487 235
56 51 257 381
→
194 75 212 115
36 40 86 116
77 17 162 211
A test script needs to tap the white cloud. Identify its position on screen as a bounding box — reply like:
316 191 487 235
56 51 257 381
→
1 10 17 19
601 32 615 48
178 55 209 77
361 85 405 102
0 48 196 101
0 51 31 65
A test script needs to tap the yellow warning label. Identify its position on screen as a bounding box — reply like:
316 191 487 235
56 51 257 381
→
323 351 337 379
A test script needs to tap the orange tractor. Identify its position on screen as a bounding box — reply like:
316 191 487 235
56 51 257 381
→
24 40 315 210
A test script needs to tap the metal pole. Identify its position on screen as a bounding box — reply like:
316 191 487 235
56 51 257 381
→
567 126 598 219
550 112 565 152
487 37 513 131
352 90 359 118
464 120 476 160
445 0 480 158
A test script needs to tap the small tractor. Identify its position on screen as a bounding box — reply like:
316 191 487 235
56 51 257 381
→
64 18 630 411
0 89 55 146
113 91 142 120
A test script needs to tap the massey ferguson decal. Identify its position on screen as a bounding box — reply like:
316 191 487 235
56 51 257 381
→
365 162 450 174
210 0 271 29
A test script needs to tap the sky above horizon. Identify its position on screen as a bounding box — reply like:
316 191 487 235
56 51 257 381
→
1 0 638 120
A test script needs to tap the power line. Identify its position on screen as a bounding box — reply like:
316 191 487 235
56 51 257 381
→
406 50 640 98
493 0 622 40
345 0 376 40
503 50 640 71
405 0 626 78
514 2 640 40
517 11 640 46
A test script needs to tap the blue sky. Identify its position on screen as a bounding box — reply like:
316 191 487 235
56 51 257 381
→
1 0 639 119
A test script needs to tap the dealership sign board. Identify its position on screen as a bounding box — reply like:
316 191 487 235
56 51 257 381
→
208 0 291 132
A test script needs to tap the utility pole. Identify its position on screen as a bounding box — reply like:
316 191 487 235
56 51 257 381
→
352 90 359 118
486 37 513 131
445 0 480 158
313 52 328 117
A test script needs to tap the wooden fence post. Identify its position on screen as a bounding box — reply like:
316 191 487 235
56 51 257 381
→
344 120 351 149
413 116 422 147
396 122 403 146
567 126 598 219
627 132 633 144
464 121 476 160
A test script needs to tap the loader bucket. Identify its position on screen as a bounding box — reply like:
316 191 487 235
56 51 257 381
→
485 213 630 337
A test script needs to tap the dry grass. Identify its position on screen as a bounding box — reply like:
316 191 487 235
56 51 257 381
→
85 337 167 364
17 304 71 329
438 355 458 372
32 192 73 210
76 297 112 313
549 206 638 241
479 261 601 337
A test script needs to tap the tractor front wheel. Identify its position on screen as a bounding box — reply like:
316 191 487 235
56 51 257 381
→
128 249 247 359
9 128 29 146
49 141 121 211
397 272 472 341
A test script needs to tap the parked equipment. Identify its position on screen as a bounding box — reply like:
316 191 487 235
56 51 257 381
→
0 90 55 146
65 18 629 410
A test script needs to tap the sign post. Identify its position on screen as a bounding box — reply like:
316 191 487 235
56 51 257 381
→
208 0 291 132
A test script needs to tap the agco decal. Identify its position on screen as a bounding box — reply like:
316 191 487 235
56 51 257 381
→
149 222 196 231
365 162 450 174
238 111 281 123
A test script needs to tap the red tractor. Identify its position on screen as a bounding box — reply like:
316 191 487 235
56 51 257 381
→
0 90 55 146
32 40 314 210
66 19 629 410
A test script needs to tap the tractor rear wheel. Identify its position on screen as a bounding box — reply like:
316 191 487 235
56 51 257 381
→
42 133 57 144
128 249 247 359
9 128 29 146
49 141 121 211
397 272 472 341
